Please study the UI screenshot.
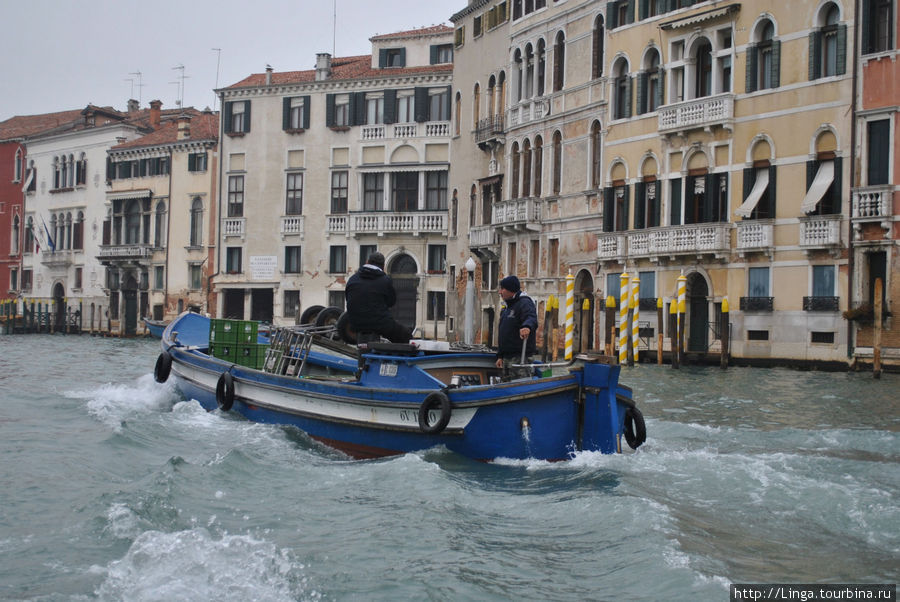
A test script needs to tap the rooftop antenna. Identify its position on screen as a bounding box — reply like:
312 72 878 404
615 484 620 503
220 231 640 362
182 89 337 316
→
171 64 189 108
124 77 135 99
332 0 336 56
212 48 222 111
129 71 144 104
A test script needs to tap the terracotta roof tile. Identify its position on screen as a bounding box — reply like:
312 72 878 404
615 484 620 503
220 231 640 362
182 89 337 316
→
111 112 219 151
225 55 452 90
0 109 87 141
369 24 453 40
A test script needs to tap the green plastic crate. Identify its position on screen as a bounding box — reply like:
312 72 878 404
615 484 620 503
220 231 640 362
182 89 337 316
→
235 320 259 344
209 318 237 343
209 341 237 362
237 343 269 369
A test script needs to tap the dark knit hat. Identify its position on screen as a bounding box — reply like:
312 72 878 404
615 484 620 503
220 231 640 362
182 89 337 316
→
499 275 520 293
367 252 385 268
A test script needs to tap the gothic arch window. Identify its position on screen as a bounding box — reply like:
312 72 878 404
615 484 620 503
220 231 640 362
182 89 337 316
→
74 210 84 250
473 83 481 127
591 121 603 188
514 48 524 102
525 43 535 99
592 15 605 79
522 139 532 197
511 141 521 199
536 39 546 96
612 57 632 119
553 31 565 92
11 215 19 255
533 135 543 197
552 131 562 195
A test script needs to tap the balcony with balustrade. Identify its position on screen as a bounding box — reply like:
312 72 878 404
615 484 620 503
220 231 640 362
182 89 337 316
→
507 97 549 129
852 185 893 238
493 198 543 232
735 220 774 257
598 222 732 262
97 244 152 263
326 211 447 237
222 217 246 240
658 93 734 135
469 225 499 250
280 215 304 240
799 215 841 252
475 115 506 148
40 249 77 268
359 121 451 142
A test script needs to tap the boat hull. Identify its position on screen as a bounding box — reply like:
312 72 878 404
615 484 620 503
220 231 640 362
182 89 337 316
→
160 313 637 461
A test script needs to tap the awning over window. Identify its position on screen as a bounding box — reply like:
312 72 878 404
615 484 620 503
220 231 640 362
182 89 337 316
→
800 161 834 214
734 169 769 218
107 189 152 201
660 5 739 30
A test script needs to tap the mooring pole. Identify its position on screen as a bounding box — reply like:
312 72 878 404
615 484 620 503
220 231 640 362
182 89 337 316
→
657 297 663 365
720 296 730 370
874 278 883 379
669 297 679 369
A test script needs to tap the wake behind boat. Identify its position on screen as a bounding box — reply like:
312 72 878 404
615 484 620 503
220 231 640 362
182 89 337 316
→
153 311 646 461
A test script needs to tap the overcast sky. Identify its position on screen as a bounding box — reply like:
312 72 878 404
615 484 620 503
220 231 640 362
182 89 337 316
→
0 0 454 121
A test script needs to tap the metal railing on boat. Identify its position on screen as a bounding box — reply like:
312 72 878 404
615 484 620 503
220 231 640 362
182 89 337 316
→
263 325 356 377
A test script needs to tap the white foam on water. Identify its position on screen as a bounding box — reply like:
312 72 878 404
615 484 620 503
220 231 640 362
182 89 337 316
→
94 527 319 602
70 373 181 430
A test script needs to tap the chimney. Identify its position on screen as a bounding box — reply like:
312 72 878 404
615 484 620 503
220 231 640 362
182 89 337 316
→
265 65 273 85
316 53 332 81
127 99 139 113
149 100 162 129
177 114 192 140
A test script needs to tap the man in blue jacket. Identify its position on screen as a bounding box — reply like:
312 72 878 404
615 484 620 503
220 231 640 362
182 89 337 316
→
345 252 413 344
495 275 537 379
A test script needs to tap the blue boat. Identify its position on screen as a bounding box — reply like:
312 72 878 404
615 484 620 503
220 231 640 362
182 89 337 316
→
142 318 168 339
153 311 646 461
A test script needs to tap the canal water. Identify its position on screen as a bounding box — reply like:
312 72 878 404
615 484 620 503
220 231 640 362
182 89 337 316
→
0 335 897 601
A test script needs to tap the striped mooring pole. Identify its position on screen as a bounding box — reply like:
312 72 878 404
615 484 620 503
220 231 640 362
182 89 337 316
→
618 271 630 365
564 272 574 360
631 276 640 365
676 272 687 365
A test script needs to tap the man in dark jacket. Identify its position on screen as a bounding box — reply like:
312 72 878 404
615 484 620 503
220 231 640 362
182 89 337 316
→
495 275 538 379
345 252 413 344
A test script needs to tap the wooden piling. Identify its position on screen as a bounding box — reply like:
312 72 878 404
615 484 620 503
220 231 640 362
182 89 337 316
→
874 278 883 379
720 297 730 370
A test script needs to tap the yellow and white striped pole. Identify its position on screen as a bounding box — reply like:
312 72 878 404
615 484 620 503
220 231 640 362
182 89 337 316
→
631 276 640 364
564 272 575 360
676 272 687 364
618 271 630 365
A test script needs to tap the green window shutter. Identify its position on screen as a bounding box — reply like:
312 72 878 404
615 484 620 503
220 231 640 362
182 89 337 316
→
607 2 618 29
767 165 777 218
639 0 649 20
624 76 633 118
383 89 397 124
414 87 429 122
302 96 311 129
831 156 843 214
836 24 847 75
430 45 438 64
326 94 335 127
651 181 661 227
634 181 646 228
809 32 821 80
771 41 781 88
670 178 682 226
742 167 755 203
353 92 366 125
188 153 196 171
283 97 292 130
626 0 635 24
745 45 758 93
243 100 251 133
655 68 665 110
223 102 233 133
399 48 407 67
807 160 817 192
861 0 872 54
445 85 453 121
602 187 615 232
623 185 631 230
378 49 388 69
703 174 715 223
636 72 647 114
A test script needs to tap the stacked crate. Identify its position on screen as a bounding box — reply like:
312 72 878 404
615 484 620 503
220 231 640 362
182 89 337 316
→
209 319 268 369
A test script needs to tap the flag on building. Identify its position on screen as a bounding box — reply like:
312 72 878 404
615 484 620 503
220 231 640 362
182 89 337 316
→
40 215 55 253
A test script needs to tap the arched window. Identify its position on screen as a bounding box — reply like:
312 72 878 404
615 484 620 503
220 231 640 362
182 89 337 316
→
514 49 524 102
67 154 75 187
454 91 461 136
11 215 19 255
747 19 781 92
497 71 507 115
810 3 846 79
154 202 165 248
14 149 23 182
25 217 34 253
74 211 84 250
473 83 481 127
522 139 532 197
513 0 522 20
65 212 73 250
613 58 632 119
190 197 203 247
553 32 565 92
638 49 662 114
76 152 87 185
591 121 603 188
511 142 521 199
823 5 841 76
53 156 61 189
533 136 543 197
592 15 605 79
525 43 535 99
695 41 713 98
536 39 546 96
487 75 496 118
552 131 562 195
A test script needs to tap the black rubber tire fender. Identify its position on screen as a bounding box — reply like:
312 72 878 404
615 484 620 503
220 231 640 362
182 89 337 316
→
335 311 357 344
299 305 325 325
154 351 172 383
623 405 646 450
314 306 343 327
216 372 235 412
418 391 452 435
